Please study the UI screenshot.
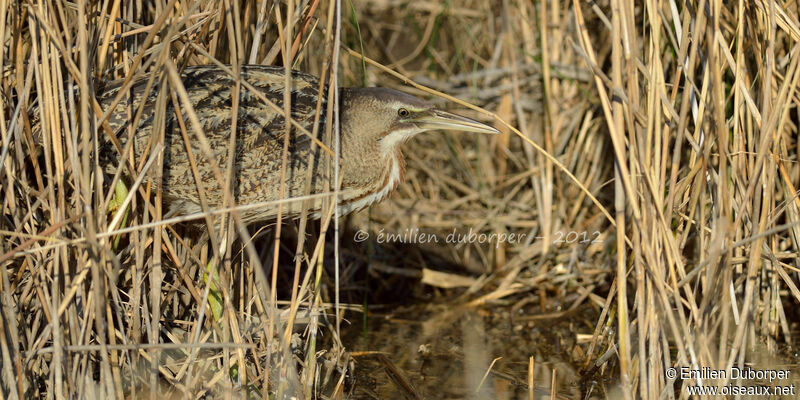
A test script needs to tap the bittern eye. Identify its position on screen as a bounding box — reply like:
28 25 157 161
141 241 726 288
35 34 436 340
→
398 108 410 118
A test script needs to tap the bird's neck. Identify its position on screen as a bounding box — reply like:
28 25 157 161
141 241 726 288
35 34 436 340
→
337 148 405 215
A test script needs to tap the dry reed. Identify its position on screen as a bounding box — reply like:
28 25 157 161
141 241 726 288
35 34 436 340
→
1 0 799 398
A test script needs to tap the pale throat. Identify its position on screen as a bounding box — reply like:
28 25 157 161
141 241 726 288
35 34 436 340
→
379 126 423 157
332 125 420 216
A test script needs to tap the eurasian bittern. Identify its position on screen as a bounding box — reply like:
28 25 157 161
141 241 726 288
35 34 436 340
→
96 65 499 223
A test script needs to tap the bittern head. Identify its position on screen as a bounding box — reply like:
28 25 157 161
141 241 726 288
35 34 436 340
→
340 87 500 156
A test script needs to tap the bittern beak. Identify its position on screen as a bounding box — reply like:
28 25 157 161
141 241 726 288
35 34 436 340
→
415 109 501 135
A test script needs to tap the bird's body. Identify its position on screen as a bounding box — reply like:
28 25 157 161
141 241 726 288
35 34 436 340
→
94 65 497 224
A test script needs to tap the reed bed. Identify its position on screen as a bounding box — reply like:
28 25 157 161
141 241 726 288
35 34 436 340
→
1 0 799 398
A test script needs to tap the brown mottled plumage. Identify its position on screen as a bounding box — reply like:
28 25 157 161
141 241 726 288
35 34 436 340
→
94 65 499 224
